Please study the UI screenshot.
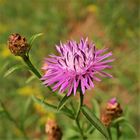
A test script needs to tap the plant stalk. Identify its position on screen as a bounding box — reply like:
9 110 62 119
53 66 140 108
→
116 123 121 140
75 89 85 140
22 55 52 91
107 127 112 140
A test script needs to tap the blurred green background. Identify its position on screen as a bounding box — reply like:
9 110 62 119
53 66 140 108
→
0 0 139 139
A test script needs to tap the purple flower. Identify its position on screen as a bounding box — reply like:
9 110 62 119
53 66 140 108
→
41 38 114 96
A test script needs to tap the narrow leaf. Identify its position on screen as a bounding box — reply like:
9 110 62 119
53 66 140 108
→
124 122 137 135
92 99 100 117
29 33 43 46
32 96 57 112
82 105 109 139
57 94 70 111
68 135 80 140
32 96 74 119
4 65 22 77
0 61 9 74
25 75 36 84
112 117 125 125
21 97 32 121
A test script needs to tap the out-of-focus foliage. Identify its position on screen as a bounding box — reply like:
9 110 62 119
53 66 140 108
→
0 0 139 139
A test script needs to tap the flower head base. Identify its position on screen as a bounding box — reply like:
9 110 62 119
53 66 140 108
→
41 38 114 96
8 33 29 56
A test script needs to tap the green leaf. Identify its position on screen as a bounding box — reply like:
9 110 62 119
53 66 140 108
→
123 122 137 136
68 135 80 140
29 33 43 46
25 75 36 83
112 116 126 125
4 65 22 77
82 105 109 139
91 98 100 117
22 97 32 121
0 61 9 74
32 96 57 112
57 94 70 111
32 96 74 119
112 116 137 135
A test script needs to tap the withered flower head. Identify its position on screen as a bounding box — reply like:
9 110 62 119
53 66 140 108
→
8 33 29 56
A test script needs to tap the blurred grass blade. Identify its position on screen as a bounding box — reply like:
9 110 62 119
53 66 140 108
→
0 61 9 74
25 75 36 84
29 33 43 46
57 94 71 111
82 105 109 139
4 65 22 77
22 97 32 120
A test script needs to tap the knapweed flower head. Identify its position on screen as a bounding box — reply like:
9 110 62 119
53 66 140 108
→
8 33 29 56
41 38 114 96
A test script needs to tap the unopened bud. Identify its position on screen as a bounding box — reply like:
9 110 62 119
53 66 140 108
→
101 98 123 127
45 119 62 140
8 33 29 56
106 98 123 119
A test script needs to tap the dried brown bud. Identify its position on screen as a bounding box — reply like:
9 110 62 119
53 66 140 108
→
101 98 123 127
45 120 62 140
8 33 29 56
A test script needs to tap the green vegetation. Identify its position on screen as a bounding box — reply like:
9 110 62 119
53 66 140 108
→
0 0 139 139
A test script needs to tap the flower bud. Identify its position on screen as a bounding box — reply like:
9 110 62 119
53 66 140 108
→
106 98 123 119
8 33 29 56
45 119 62 140
101 98 123 127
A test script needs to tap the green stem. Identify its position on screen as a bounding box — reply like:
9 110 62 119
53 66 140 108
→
75 119 86 140
22 55 41 78
116 123 121 140
22 55 52 91
1 102 28 139
75 89 85 140
107 127 112 140
76 89 84 119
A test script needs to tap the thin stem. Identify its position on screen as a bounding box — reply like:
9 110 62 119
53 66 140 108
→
22 55 41 78
76 89 84 119
75 89 85 140
1 102 28 139
107 127 112 140
22 55 52 92
116 123 121 140
75 119 86 140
